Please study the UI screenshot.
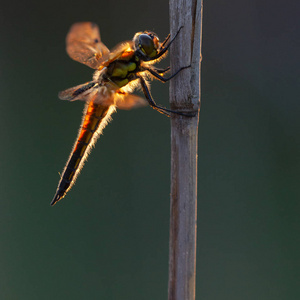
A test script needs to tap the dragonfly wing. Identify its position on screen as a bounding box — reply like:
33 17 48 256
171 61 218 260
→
58 81 98 101
100 41 134 67
66 22 110 69
114 92 148 110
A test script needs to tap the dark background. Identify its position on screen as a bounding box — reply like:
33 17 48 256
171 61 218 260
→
0 0 299 299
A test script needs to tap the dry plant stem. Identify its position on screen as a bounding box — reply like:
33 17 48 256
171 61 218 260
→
168 1 203 300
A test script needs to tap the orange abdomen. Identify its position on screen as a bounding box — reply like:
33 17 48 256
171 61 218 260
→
51 102 115 205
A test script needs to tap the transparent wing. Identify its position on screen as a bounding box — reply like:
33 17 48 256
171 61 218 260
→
99 41 134 69
114 92 148 110
66 22 110 69
58 81 98 101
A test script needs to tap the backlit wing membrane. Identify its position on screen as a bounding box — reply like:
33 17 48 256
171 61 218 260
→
100 41 134 68
114 92 148 110
58 81 97 101
66 22 110 69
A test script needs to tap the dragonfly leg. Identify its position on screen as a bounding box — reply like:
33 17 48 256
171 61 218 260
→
138 76 194 117
146 65 190 83
151 66 170 75
159 33 170 49
146 26 183 61
139 76 170 116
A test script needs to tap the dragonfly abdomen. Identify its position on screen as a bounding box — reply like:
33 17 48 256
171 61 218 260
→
51 102 115 205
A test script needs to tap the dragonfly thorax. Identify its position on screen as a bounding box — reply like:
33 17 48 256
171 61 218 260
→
104 59 139 88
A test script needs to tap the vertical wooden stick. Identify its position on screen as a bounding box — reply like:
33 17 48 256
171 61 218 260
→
168 1 203 300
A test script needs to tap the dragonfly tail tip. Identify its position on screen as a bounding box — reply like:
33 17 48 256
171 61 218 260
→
50 193 63 206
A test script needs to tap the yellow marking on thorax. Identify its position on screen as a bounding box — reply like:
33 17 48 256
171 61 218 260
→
111 62 137 78
114 78 129 88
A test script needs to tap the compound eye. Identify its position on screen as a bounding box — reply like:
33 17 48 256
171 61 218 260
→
139 34 156 57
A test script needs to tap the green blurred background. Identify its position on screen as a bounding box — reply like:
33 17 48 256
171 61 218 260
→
0 0 299 299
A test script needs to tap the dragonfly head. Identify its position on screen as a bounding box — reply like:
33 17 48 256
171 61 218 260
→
133 31 159 59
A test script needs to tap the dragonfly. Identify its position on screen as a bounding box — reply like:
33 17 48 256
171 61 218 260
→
51 22 190 206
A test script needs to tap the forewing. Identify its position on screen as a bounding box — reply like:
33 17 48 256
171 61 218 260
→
114 92 148 110
100 41 134 67
66 22 110 69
